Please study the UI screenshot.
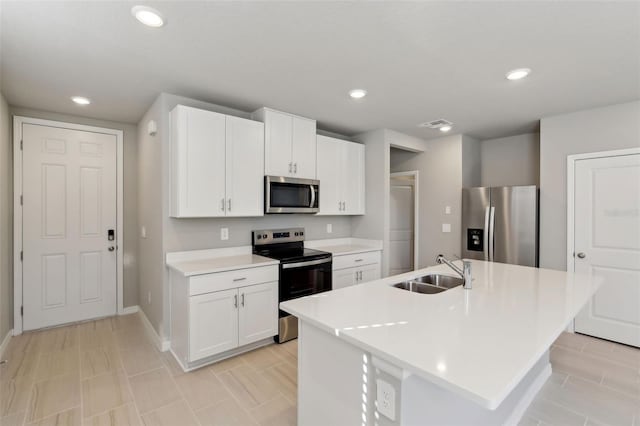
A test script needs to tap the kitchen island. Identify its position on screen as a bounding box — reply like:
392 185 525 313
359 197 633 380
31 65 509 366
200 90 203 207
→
280 260 601 426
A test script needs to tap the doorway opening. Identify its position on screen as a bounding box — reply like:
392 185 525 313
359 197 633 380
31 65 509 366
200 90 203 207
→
389 171 419 275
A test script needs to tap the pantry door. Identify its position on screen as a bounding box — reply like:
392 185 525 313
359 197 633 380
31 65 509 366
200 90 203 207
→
20 121 119 331
571 150 640 347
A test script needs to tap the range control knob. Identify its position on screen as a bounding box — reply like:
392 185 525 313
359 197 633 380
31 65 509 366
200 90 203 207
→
294 232 299 236
263 234 268 239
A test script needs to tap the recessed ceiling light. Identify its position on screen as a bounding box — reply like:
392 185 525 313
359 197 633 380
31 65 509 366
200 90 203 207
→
71 96 91 105
439 125 452 132
349 89 367 99
132 5 165 28
506 68 531 80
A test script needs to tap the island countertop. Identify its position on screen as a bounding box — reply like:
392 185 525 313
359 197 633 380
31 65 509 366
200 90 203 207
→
280 260 601 410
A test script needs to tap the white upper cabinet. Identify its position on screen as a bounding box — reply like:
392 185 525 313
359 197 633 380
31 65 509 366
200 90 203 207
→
170 105 264 218
317 135 365 215
252 108 317 179
225 116 264 217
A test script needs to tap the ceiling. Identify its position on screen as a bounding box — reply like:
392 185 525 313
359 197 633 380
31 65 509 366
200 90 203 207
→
1 1 639 140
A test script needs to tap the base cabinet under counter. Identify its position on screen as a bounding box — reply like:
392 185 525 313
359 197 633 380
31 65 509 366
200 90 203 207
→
170 265 278 371
332 251 381 290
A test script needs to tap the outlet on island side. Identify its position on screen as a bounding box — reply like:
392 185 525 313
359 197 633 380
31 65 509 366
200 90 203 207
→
376 379 396 420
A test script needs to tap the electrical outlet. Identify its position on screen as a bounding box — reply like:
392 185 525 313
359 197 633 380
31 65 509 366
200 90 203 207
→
326 223 333 234
147 292 151 305
141 226 147 238
445 206 451 215
220 228 229 241
376 379 396 420
442 223 451 233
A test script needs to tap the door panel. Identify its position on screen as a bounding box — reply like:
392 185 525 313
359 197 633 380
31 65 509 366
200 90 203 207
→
316 135 341 215
189 289 239 361
574 153 640 347
264 110 292 177
238 282 278 346
359 263 381 283
23 123 117 330
344 142 365 214
390 178 414 275
461 187 490 260
225 116 264 217
491 186 538 266
291 117 317 179
333 268 356 290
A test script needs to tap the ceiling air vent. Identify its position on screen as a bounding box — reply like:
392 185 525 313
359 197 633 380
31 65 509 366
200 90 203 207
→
419 119 453 129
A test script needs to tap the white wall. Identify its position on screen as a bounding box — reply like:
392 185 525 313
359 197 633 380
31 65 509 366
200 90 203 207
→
540 101 640 270
462 135 481 187
481 133 540 187
391 135 465 267
0 93 12 338
10 106 140 308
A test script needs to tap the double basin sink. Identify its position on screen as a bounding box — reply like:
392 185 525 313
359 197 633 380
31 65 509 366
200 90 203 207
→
392 274 463 294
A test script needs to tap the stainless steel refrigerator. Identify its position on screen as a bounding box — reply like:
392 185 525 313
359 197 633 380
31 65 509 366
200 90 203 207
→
462 186 539 267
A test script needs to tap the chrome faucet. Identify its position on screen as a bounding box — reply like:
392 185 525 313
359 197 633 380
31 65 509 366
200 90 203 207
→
436 254 472 289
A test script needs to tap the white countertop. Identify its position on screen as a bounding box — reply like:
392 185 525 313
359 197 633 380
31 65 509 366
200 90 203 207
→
166 248 278 277
305 238 382 256
280 260 601 410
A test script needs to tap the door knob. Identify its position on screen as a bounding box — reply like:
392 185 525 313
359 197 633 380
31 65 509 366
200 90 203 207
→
108 246 115 252
576 252 586 259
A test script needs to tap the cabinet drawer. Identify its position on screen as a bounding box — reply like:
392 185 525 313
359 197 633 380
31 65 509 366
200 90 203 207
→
333 251 381 270
189 265 278 296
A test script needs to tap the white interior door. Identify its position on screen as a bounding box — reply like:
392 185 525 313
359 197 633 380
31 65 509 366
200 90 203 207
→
573 152 640 347
22 123 117 330
389 176 415 275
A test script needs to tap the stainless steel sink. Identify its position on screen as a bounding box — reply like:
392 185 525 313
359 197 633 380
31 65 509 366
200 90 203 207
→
392 281 447 294
392 274 463 294
412 274 464 289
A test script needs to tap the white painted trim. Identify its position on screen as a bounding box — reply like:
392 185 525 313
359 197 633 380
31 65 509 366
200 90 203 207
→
0 329 12 358
12 116 125 334
120 305 140 315
138 309 170 352
565 147 640 334
390 171 420 270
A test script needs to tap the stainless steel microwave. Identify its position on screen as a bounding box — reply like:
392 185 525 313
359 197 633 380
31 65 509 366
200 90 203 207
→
265 176 319 214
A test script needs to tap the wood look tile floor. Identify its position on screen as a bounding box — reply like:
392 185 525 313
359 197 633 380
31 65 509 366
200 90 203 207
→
0 313 637 426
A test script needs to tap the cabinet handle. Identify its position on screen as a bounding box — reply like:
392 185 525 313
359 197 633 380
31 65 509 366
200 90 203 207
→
289 162 292 173
343 201 346 211
233 277 246 282
355 271 359 282
228 199 231 211
241 293 245 307
355 259 364 263
294 163 298 174
234 294 238 308
221 198 225 211
359 271 363 281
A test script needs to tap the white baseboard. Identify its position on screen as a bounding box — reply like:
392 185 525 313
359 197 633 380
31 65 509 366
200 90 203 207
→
138 309 170 352
0 329 13 359
120 305 140 315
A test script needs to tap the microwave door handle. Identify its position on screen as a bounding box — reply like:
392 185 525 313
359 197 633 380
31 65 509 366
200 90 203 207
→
310 185 316 208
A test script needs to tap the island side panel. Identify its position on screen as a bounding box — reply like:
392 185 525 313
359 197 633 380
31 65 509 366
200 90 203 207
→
298 321 378 425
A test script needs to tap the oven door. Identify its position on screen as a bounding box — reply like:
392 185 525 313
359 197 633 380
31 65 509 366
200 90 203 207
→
265 176 319 213
279 257 332 301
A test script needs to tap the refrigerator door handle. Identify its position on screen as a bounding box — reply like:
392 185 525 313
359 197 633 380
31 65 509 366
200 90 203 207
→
488 206 496 261
483 206 490 261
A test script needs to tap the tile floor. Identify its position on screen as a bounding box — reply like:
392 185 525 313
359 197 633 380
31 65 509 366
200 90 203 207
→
0 313 638 426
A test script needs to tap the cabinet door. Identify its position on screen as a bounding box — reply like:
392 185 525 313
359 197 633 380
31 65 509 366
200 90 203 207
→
225 116 264 217
189 289 238 361
238 282 278 346
264 109 293 177
291 117 317 179
316 135 342 215
344 142 365 215
171 106 226 217
358 263 381 284
333 268 357 290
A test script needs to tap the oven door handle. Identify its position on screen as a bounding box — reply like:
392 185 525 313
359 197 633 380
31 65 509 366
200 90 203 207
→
282 257 332 269
309 185 316 209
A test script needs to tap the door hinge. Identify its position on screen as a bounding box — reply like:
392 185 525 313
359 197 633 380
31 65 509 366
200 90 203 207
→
20 306 23 316
20 195 23 205
20 140 23 150
20 251 23 262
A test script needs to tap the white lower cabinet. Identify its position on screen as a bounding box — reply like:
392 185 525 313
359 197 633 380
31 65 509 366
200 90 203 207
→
170 265 278 370
332 251 382 290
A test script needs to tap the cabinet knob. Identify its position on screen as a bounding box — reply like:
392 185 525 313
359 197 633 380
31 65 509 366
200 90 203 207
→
577 252 586 259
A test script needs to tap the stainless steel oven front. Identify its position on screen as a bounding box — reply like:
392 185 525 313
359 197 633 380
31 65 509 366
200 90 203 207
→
265 176 319 214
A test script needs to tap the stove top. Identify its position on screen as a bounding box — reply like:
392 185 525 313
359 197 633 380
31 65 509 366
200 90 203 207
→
251 227 331 263
254 247 331 263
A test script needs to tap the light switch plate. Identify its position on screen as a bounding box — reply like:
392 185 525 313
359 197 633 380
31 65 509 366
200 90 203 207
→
141 226 147 238
220 228 229 241
376 379 396 420
326 223 333 234
442 223 451 233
